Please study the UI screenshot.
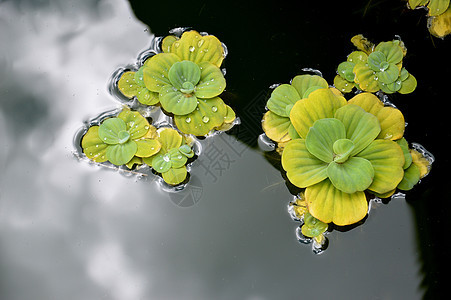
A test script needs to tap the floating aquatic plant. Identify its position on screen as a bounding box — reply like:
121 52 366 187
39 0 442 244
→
78 29 237 186
407 0 451 38
117 30 236 137
261 67 433 253
334 35 417 95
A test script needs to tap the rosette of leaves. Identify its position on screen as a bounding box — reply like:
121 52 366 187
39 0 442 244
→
81 109 161 167
142 127 195 185
334 36 417 95
121 30 236 136
281 89 410 226
262 74 330 144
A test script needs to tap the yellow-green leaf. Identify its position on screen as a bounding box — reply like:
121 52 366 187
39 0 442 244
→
135 139 161 158
290 74 329 99
306 179 368 226
261 111 291 143
143 53 180 92
162 166 188 185
81 126 108 162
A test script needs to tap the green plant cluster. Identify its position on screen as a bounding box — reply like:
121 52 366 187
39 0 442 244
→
334 35 417 95
80 30 236 186
117 30 236 137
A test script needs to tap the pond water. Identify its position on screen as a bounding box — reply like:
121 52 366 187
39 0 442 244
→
0 0 449 299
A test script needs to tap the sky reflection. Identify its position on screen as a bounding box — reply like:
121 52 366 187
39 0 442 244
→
0 0 425 299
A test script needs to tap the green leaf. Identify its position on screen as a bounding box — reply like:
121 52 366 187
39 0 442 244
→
117 110 151 140
334 104 381 156
81 126 108 162
396 138 413 169
152 153 172 173
333 75 354 93
266 84 300 117
353 62 379 92
290 88 347 139
167 148 188 168
134 66 146 87
374 41 404 65
159 84 198 115
427 0 449 16
327 157 374 193
118 71 141 98
305 118 347 163
106 141 138 165
170 30 224 67
179 144 194 158
157 128 183 152
398 73 417 94
290 74 329 99
174 97 227 136
367 51 387 72
162 166 188 185
136 88 160 106
143 53 180 92
305 179 368 226
168 60 201 90
161 35 178 53
356 139 405 194
337 61 356 82
281 139 329 188
194 62 226 99
98 118 127 145
377 63 400 84
135 139 161 158
397 163 421 191
261 111 291 143
333 139 355 163
301 212 328 238
347 51 368 64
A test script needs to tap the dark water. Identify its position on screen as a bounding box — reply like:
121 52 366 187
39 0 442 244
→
0 0 449 299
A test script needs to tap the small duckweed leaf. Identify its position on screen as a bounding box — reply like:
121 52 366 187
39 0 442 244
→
281 139 329 188
195 62 226 99
374 41 404 65
398 73 417 94
118 110 150 140
356 139 405 194
161 35 179 53
396 138 413 169
327 157 374 194
266 84 300 117
171 30 224 67
157 127 183 153
305 118 347 163
179 144 194 158
337 61 356 82
347 51 368 63
290 88 347 139
428 5 451 37
118 72 140 98
152 153 172 173
398 163 421 191
168 148 188 168
99 118 127 145
135 139 161 158
106 141 138 165
81 126 108 162
174 97 227 136
334 104 381 156
261 111 291 143
306 179 368 226
353 63 379 92
168 60 201 90
162 166 188 185
301 212 328 238
377 63 400 84
143 53 180 92
159 84 198 115
134 66 146 87
291 75 329 100
333 75 354 93
427 0 450 16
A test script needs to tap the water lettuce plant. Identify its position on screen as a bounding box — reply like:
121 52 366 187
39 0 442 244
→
117 30 236 137
407 0 451 38
261 68 433 251
334 35 417 95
